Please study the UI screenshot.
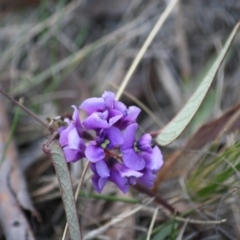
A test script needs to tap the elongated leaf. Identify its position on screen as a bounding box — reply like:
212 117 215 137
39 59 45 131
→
156 22 240 146
50 144 82 240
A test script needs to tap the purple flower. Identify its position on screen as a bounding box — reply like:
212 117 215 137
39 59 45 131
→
102 91 141 129
113 102 141 130
57 91 164 194
91 157 143 193
80 91 123 130
85 127 123 163
58 106 86 162
121 123 153 171
138 146 163 188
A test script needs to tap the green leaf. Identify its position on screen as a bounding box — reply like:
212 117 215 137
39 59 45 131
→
50 144 82 240
156 22 240 146
151 222 177 240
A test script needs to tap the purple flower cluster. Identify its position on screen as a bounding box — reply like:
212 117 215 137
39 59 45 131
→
58 91 163 193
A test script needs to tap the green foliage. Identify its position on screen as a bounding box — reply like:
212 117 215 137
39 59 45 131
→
187 142 240 201
151 221 178 240
50 144 82 240
0 105 21 165
156 23 240 146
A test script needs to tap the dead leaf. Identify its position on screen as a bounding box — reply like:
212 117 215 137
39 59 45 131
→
0 94 38 239
153 102 240 190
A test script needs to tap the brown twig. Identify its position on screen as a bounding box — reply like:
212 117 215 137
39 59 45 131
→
0 88 54 132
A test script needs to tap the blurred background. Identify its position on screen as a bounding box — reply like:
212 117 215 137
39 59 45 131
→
0 0 240 239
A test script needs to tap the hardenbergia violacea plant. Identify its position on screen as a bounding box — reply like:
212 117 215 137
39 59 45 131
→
0 88 173 240
58 91 163 193
0 17 239 240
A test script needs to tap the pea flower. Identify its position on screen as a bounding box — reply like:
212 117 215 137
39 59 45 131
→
138 146 163 188
91 157 143 193
121 123 153 171
58 106 86 162
80 91 123 130
85 126 124 163
58 91 164 194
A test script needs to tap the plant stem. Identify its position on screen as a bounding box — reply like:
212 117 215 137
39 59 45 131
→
0 88 54 132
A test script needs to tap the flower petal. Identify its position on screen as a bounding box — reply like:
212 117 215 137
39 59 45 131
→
92 174 107 193
95 160 110 178
104 127 124 149
138 169 156 188
63 147 85 162
83 112 109 130
108 109 123 126
141 146 163 170
121 123 138 150
115 163 143 178
71 105 82 130
85 144 105 162
109 170 129 194
102 91 115 108
138 133 152 153
114 100 127 112
122 148 145 170
124 106 141 124
67 128 84 149
80 97 106 115
90 163 97 174
59 123 74 147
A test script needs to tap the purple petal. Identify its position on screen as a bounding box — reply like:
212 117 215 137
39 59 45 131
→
114 163 143 178
108 109 123 126
67 128 84 150
85 145 105 162
138 133 152 153
141 146 163 170
114 101 127 112
71 105 82 130
109 170 129 194
90 163 97 174
58 126 66 134
95 160 110 178
124 106 141 124
129 177 137 185
92 174 107 193
122 148 145 171
138 169 156 188
102 91 115 108
59 123 74 147
104 127 124 148
121 123 138 150
63 147 85 162
80 97 106 115
83 112 109 130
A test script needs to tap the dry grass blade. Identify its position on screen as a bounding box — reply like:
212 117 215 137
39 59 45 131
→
10 11 146 96
115 0 178 100
111 82 163 127
174 217 226 225
0 0 84 69
174 1 191 79
83 198 154 239
176 218 189 240
155 59 182 112
146 207 159 240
